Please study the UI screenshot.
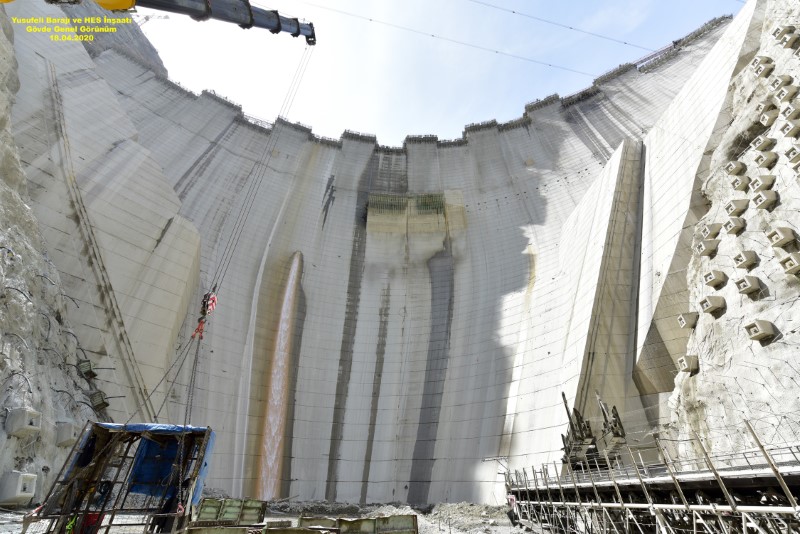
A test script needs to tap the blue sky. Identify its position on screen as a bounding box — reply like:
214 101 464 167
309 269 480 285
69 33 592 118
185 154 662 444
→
137 0 745 146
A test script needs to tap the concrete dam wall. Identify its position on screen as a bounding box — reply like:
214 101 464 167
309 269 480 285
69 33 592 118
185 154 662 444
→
2 0 800 508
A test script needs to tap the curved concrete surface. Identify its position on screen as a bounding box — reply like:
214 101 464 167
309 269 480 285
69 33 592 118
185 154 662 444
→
3 0 799 507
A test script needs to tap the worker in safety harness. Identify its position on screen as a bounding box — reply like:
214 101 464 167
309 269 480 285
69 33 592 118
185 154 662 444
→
192 285 217 340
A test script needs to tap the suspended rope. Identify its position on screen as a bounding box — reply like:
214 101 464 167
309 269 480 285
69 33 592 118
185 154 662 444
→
210 44 315 290
298 2 595 76
125 338 195 424
153 342 195 420
120 40 314 437
135 45 314 427
176 341 203 509
464 0 655 52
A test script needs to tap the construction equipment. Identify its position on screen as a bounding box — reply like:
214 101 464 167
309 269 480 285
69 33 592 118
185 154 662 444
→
22 422 418 534
23 422 215 534
52 0 317 45
560 392 602 469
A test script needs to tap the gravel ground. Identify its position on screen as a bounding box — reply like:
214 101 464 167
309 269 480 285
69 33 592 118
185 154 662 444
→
0 502 517 534
385 502 516 534
267 502 517 534
0 511 26 534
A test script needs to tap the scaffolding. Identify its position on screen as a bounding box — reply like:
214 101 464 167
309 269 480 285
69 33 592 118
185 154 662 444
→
23 422 214 534
506 419 800 534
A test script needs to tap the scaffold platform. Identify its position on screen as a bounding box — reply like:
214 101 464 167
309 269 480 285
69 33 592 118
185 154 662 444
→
505 424 800 534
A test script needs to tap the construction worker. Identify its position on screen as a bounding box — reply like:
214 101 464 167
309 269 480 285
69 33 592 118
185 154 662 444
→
200 290 217 317
192 286 217 340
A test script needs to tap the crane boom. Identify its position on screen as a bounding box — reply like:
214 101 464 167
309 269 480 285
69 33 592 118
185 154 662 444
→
96 0 316 44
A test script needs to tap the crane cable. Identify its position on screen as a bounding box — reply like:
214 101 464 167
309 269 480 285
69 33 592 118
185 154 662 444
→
298 2 595 77
210 44 315 290
177 44 314 427
464 0 654 52
183 343 202 426
124 44 314 511
119 46 314 427
123 337 195 424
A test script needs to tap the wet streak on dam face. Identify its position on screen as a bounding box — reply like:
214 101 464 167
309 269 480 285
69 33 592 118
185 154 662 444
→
360 286 391 504
407 244 455 505
326 150 410 500
325 155 377 502
256 251 305 500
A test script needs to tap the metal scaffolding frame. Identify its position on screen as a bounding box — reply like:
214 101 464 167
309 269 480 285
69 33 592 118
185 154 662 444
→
506 421 800 533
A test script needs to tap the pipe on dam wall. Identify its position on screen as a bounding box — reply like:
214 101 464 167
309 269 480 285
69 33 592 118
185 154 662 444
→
256 251 304 500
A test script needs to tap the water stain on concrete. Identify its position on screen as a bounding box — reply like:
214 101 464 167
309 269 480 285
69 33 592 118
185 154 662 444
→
407 243 455 505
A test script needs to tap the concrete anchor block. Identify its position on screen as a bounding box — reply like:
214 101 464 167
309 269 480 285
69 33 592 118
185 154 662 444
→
699 295 725 313
735 275 761 294
749 175 775 191
78 359 97 379
734 250 758 269
56 421 80 448
781 33 799 48
781 103 799 120
767 226 794 247
775 86 798 103
701 223 723 238
756 100 776 115
769 74 793 91
0 471 36 505
678 354 699 375
756 62 775 78
89 391 109 410
5 408 42 438
695 239 720 256
724 198 749 216
751 135 775 151
772 26 796 40
779 252 800 274
703 270 727 288
678 312 698 329
786 145 800 163
724 160 746 175
760 110 779 127
723 217 746 235
751 55 774 69
752 190 778 210
780 120 800 137
745 319 774 340
755 151 778 169
730 175 750 191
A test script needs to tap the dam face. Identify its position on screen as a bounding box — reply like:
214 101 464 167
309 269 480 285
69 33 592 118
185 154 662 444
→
1 0 800 507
